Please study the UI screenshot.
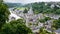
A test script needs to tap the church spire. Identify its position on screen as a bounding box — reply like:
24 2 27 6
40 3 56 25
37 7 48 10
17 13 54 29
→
28 7 33 14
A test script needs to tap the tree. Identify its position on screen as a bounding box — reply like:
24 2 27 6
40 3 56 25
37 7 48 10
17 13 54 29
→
0 0 3 3
44 17 51 21
1 19 33 34
55 9 60 14
39 19 45 23
0 1 10 29
52 19 60 30
32 2 45 14
23 8 28 13
39 27 53 34
51 19 60 34
39 17 51 23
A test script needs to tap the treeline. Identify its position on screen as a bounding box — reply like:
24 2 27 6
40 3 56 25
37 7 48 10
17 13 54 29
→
25 2 60 14
5 3 23 8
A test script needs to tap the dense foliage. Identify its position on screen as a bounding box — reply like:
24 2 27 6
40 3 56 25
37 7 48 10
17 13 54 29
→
39 17 51 23
0 1 10 29
39 27 53 34
52 18 60 30
23 8 28 13
0 19 33 34
27 2 60 14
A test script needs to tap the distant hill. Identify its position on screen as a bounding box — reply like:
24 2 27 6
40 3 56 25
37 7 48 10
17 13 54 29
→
5 3 23 8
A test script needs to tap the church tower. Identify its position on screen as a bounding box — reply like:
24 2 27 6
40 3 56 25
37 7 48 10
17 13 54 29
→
28 7 34 15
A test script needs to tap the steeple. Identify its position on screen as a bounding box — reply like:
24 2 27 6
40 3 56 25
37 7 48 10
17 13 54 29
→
28 7 33 14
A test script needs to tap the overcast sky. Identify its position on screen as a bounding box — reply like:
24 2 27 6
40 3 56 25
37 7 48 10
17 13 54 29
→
3 0 60 4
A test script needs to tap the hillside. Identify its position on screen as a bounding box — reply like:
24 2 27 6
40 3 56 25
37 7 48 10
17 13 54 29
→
5 3 23 8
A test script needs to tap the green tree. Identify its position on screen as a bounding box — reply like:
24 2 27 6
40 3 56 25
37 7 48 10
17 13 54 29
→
39 19 45 23
39 17 51 23
39 27 52 34
1 19 33 34
0 0 3 3
32 2 45 14
44 17 51 21
55 9 60 14
0 1 10 29
52 19 60 30
51 19 60 34
23 8 28 13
